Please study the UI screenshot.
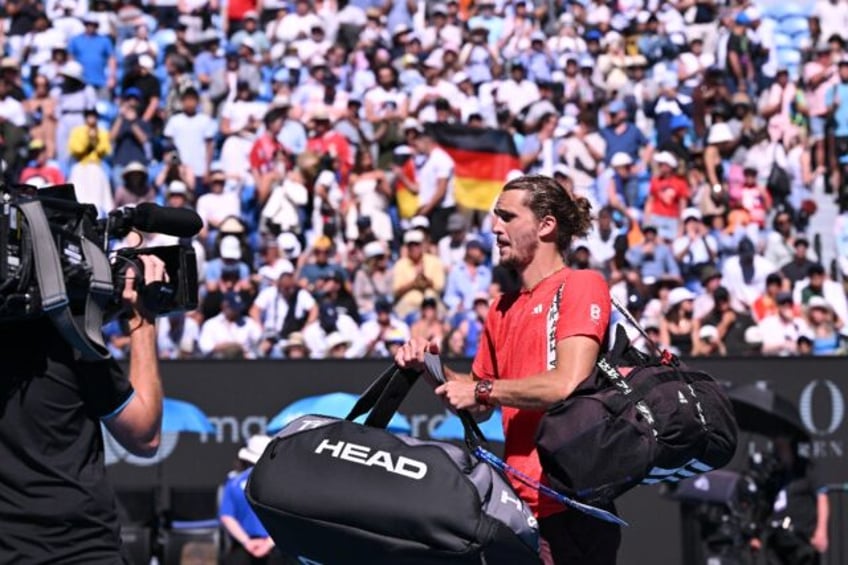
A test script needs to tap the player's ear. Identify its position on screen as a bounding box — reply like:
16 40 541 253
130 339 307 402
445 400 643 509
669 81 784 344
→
538 214 557 240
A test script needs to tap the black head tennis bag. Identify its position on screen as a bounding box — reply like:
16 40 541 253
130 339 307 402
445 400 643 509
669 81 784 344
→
246 365 541 565
536 325 738 505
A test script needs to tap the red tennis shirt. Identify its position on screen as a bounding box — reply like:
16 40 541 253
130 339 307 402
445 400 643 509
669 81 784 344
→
471 267 611 518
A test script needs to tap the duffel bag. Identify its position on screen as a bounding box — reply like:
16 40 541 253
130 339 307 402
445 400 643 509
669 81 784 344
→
246 364 542 565
536 325 738 505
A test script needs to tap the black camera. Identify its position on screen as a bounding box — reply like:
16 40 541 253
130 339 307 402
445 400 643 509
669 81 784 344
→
0 183 201 357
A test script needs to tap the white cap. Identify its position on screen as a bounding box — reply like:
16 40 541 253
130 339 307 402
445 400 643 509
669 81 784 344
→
238 435 272 464
276 232 302 259
744 326 764 345
452 71 470 85
554 115 577 138
219 235 242 260
167 179 188 195
241 37 258 52
553 163 571 178
363 240 387 259
808 296 831 311
668 286 696 307
654 151 678 169
682 207 702 222
707 122 734 145
410 215 430 229
326 332 351 350
610 152 633 167
138 54 155 70
316 169 337 187
699 325 719 341
506 169 525 182
423 53 442 68
402 117 423 132
60 60 84 81
404 230 425 244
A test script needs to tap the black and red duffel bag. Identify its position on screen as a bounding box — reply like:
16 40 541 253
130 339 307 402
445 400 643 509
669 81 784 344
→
246 364 541 565
536 325 739 505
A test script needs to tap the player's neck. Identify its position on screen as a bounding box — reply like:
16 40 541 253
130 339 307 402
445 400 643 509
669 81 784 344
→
520 249 566 292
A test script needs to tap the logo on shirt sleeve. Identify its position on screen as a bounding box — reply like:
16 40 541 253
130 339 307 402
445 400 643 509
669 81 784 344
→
590 304 602 324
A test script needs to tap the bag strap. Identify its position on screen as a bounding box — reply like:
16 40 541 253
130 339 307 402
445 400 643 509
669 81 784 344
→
18 200 110 361
345 363 421 429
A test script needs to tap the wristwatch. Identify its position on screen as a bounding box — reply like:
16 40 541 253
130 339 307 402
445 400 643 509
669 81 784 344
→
474 379 495 406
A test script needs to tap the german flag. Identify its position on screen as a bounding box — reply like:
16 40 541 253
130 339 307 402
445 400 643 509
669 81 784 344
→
428 123 521 212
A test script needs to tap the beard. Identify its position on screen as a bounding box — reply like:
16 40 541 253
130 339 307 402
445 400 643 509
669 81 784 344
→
499 233 538 270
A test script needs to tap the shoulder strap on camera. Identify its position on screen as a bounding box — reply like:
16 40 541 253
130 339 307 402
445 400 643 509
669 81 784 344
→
17 200 110 361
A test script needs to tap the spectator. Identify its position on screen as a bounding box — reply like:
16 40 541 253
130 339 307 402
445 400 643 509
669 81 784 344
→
205 235 252 294
23 73 57 159
197 167 242 244
409 297 447 344
694 285 756 356
251 260 318 355
306 110 353 189
408 125 457 241
345 149 393 244
352 241 394 319
165 180 192 210
601 98 652 166
793 263 848 325
19 139 65 187
393 230 445 319
605 152 641 222
163 87 217 190
53 60 97 167
199 291 263 359
114 162 157 208
361 299 411 359
67 108 113 216
120 55 161 123
780 237 818 289
298 235 347 293
659 286 697 356
318 271 361 325
109 88 151 186
495 59 540 117
758 292 809 356
644 151 689 241
443 239 492 315
280 332 310 359
302 302 361 359
752 272 787 324
673 207 719 292
68 13 116 94
156 141 197 195
626 224 681 284
157 312 201 360
437 213 475 272
692 265 724 321
805 296 845 355
721 237 777 314
219 435 283 564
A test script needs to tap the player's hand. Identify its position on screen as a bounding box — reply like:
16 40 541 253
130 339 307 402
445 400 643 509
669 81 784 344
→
435 380 478 411
394 337 439 374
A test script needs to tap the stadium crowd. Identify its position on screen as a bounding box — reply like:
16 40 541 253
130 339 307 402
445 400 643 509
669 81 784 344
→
2 0 848 359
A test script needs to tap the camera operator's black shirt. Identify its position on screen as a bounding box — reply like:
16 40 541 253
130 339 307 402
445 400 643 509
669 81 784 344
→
0 319 134 563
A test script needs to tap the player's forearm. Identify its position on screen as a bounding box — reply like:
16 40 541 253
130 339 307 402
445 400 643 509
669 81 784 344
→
489 371 582 410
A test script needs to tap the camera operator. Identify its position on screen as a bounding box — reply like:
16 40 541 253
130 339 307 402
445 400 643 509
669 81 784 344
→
0 255 168 562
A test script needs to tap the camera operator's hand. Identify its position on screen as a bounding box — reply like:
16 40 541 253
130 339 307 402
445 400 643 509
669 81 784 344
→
123 255 169 327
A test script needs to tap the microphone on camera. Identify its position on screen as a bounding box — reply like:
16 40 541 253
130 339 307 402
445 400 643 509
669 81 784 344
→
131 203 203 238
